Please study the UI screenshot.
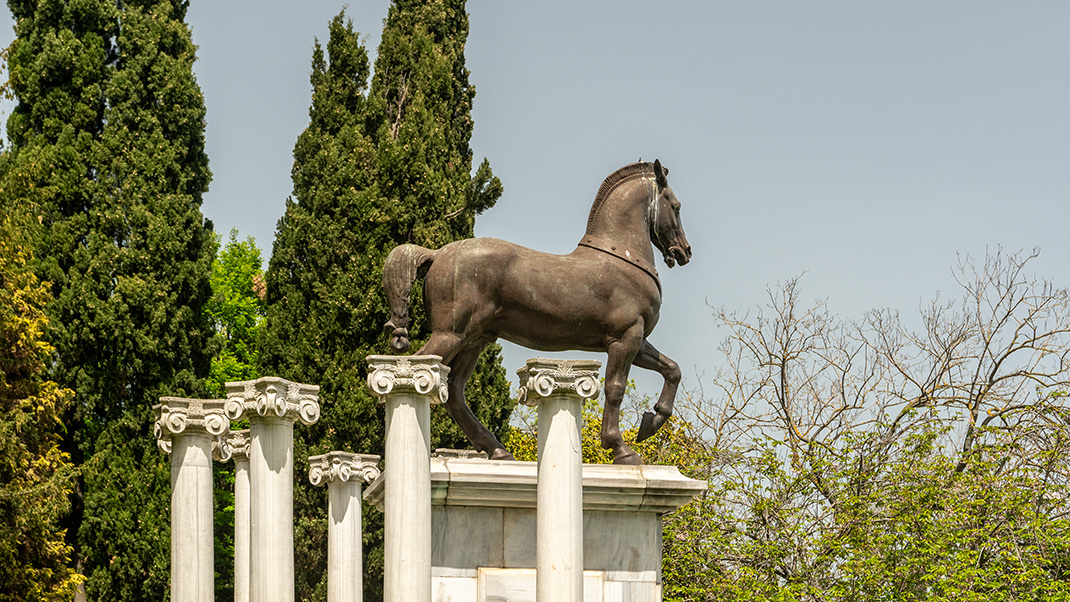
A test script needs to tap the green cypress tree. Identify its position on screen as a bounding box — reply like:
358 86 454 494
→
0 189 82 602
259 4 511 599
3 0 214 599
1 1 113 593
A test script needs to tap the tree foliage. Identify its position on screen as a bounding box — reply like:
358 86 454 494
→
659 250 1070 601
2 0 214 598
259 4 511 600
206 229 265 396
0 201 81 602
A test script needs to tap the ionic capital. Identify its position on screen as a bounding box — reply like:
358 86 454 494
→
224 377 320 425
308 451 382 487
366 355 449 404
153 397 230 454
216 429 251 462
516 358 602 407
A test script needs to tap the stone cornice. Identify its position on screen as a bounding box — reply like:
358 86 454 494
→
516 358 602 407
308 451 382 486
224 377 320 425
153 397 229 454
366 355 449 404
364 458 706 514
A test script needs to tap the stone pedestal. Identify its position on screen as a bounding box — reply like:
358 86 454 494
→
309 451 382 602
518 359 602 602
219 430 252 602
154 397 230 602
367 355 449 602
364 455 707 602
225 378 320 602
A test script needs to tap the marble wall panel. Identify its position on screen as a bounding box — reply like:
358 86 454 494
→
432 505 504 569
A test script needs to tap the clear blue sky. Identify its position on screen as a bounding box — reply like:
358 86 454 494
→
4 2 1069 397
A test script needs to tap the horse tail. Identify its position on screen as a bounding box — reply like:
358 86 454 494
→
382 243 438 354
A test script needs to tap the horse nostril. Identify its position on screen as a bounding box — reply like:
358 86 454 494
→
685 245 692 256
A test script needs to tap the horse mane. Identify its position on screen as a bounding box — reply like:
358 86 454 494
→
586 162 655 232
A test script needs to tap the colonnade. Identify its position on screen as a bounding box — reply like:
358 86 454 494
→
155 357 601 602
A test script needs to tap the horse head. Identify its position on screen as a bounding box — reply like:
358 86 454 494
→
649 159 692 268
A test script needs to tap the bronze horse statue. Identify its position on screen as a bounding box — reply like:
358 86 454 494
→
382 160 691 464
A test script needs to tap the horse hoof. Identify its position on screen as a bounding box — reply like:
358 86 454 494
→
613 450 642 465
489 448 515 461
636 410 669 442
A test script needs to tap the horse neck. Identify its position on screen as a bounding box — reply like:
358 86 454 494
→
579 177 656 265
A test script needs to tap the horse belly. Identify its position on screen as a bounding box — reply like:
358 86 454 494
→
492 307 608 352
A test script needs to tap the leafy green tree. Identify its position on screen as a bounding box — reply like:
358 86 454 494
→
2 0 214 599
206 229 265 396
259 4 511 599
659 251 1070 601
0 199 82 602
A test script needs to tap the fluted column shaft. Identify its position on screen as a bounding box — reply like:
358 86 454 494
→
234 456 250 602
309 452 381 602
367 355 449 602
225 378 320 602
154 397 230 602
518 359 602 602
219 430 252 602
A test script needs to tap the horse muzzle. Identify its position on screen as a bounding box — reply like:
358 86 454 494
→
665 244 691 268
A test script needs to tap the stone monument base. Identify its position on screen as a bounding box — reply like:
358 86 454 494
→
364 451 705 602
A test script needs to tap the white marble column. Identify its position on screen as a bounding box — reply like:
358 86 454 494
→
309 451 381 602
154 397 230 602
218 430 251 602
225 378 320 602
367 355 449 602
517 358 602 602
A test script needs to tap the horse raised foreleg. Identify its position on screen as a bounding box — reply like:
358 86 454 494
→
602 331 644 465
440 341 515 461
632 339 680 442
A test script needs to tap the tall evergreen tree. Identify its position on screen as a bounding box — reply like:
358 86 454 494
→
259 3 511 599
0 190 81 602
2 0 214 599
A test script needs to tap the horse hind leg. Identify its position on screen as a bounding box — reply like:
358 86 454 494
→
632 339 681 442
441 340 514 461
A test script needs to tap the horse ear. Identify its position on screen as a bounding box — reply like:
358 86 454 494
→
654 159 668 187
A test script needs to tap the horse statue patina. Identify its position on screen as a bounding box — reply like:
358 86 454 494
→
382 160 691 464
